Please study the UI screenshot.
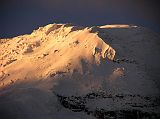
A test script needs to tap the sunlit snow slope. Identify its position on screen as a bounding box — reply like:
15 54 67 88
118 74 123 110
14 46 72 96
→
0 24 160 119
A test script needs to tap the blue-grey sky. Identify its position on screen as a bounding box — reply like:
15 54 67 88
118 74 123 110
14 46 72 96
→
0 0 160 38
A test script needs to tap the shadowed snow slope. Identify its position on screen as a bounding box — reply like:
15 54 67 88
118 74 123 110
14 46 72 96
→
0 24 160 119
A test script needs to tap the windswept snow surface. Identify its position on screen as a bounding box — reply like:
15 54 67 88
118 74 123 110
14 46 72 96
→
0 24 160 119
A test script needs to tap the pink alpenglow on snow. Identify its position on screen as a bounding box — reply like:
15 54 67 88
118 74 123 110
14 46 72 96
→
0 23 160 119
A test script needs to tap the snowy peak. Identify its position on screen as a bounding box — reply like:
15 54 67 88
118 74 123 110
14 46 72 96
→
0 23 160 119
0 23 115 88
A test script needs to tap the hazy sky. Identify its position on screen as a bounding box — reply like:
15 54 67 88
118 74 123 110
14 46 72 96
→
0 0 160 38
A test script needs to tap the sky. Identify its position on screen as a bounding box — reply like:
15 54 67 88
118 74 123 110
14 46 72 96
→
0 0 160 38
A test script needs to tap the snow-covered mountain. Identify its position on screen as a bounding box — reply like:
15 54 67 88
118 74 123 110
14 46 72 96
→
0 23 160 119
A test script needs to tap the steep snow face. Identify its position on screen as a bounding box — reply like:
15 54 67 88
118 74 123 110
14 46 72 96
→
0 24 160 119
96 25 160 95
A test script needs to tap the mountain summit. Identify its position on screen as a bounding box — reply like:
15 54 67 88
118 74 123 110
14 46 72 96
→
0 23 160 119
